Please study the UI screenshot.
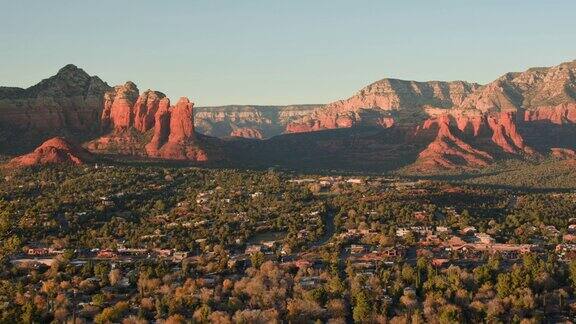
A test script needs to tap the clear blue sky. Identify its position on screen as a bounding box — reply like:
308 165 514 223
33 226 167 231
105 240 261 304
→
1 0 574 106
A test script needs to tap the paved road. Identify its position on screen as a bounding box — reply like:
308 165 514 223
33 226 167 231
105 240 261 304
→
310 212 336 248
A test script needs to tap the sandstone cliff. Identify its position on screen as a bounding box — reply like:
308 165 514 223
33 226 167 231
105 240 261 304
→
287 79 480 132
289 60 576 134
145 97 207 161
285 60 576 170
89 84 209 161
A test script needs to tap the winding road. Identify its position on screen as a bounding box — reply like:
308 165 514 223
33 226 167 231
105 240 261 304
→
310 211 336 248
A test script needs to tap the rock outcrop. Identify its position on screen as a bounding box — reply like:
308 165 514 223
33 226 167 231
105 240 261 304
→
411 111 539 170
100 83 165 133
460 61 576 112
101 82 140 131
524 103 576 124
8 137 92 167
551 147 576 159
134 90 165 132
145 98 172 155
146 97 207 161
486 112 533 154
90 84 209 161
413 115 493 170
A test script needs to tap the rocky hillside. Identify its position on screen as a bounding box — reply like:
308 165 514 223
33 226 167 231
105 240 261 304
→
287 79 480 133
287 60 576 134
0 65 111 152
194 105 322 139
284 60 576 171
8 137 92 167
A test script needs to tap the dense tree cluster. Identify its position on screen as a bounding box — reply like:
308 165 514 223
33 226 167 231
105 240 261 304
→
0 163 575 322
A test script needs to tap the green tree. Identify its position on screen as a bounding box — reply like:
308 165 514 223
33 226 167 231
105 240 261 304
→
21 301 39 324
250 252 265 269
353 291 371 323
569 261 576 289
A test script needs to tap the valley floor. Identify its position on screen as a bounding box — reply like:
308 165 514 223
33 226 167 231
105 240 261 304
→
0 163 575 322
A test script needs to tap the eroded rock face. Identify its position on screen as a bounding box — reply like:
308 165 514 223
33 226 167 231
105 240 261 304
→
146 97 207 161
168 97 195 142
0 64 111 152
551 147 576 159
8 137 92 167
133 90 165 132
93 86 209 161
145 98 171 155
3 61 576 170
461 61 576 112
229 127 264 139
524 103 576 124
413 115 493 171
411 111 541 170
288 61 576 136
101 82 140 131
285 60 576 171
487 112 533 154
287 79 480 132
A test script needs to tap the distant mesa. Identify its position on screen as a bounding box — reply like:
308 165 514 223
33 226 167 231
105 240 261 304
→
8 137 93 167
194 104 322 139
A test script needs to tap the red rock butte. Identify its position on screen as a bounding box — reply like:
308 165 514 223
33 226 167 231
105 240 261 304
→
90 85 208 161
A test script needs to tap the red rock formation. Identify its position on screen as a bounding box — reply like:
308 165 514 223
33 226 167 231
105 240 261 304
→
486 112 533 154
461 61 576 113
524 103 576 124
285 119 323 133
88 78 211 162
413 115 493 170
286 79 480 133
194 104 322 138
230 128 264 139
4 60 576 171
285 60 576 171
145 98 171 154
100 85 166 133
8 137 92 167
101 82 139 131
91 86 169 155
168 97 196 142
133 90 166 132
145 97 208 161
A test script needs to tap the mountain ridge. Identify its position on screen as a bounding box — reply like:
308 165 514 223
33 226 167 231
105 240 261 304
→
2 60 576 172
